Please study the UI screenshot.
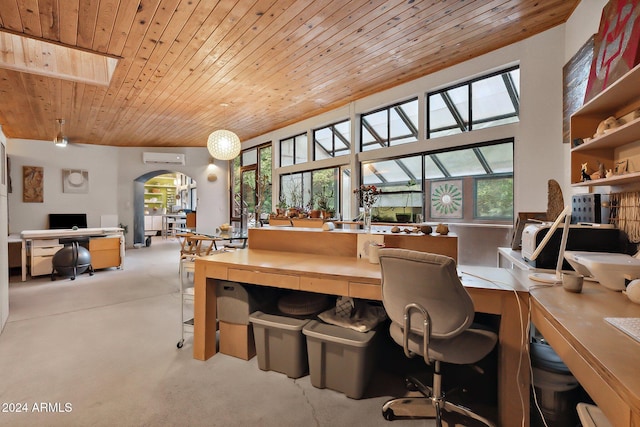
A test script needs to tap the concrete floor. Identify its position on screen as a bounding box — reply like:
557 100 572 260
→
0 237 496 427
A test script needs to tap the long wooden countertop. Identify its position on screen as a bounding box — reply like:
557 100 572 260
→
194 248 530 427
511 267 640 427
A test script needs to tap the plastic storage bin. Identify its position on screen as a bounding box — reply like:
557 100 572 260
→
302 320 378 399
530 342 581 427
217 281 256 325
249 311 310 379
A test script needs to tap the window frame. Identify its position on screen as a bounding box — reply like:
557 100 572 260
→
426 65 520 139
313 119 351 160
280 132 308 167
360 97 419 152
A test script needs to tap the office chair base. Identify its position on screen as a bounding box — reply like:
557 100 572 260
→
382 395 495 427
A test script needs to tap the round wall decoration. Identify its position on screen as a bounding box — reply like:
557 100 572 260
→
430 180 463 219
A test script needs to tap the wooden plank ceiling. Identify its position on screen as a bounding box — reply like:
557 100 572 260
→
0 0 579 148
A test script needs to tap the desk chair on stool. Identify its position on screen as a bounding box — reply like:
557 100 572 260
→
378 248 497 427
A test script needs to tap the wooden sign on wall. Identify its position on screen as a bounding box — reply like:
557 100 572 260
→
584 0 640 103
23 165 43 203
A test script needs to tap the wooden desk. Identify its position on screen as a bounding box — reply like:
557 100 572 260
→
194 250 530 427
20 227 125 281
517 268 640 427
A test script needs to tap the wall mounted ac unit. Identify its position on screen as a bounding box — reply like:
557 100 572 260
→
142 152 185 165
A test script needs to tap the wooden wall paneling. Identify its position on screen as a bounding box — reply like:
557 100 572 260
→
92 0 120 53
16 0 43 37
98 0 180 142
37 0 59 41
0 0 24 32
58 0 80 46
0 0 580 146
106 0 140 56
105 0 233 145
109 0 204 144
129 0 275 134
84 0 162 145
76 0 100 49
202 0 406 117
146 0 315 142
113 2 226 144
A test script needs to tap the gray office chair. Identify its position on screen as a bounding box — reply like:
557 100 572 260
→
379 248 497 426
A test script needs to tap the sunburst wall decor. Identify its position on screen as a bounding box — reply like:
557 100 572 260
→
430 180 463 219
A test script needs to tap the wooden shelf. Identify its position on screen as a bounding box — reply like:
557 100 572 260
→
572 116 640 152
570 62 640 187
572 171 640 187
576 63 640 116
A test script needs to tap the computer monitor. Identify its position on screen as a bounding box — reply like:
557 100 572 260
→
48 213 88 229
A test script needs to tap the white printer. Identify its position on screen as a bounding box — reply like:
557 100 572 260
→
521 223 623 269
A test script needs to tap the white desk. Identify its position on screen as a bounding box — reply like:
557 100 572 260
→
497 247 532 270
20 227 125 281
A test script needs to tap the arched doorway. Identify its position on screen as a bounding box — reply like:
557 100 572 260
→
132 171 197 246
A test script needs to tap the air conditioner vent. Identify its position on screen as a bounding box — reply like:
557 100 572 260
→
142 152 185 165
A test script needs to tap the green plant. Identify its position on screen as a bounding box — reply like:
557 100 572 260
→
404 179 417 213
277 194 288 210
315 186 333 211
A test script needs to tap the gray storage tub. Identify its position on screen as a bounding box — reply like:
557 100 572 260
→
302 320 378 399
249 311 310 379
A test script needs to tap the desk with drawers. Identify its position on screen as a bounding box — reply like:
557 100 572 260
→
20 227 125 281
193 249 530 427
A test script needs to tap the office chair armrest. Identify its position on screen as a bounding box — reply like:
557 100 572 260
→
403 303 432 366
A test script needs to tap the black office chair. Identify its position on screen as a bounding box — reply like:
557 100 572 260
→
379 248 497 427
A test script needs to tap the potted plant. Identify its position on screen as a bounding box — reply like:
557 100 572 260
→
315 186 333 219
276 195 287 217
396 179 417 223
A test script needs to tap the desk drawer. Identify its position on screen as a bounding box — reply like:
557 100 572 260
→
91 251 120 269
228 268 299 290
300 276 348 296
89 237 120 251
32 239 60 247
32 245 63 256
349 281 382 300
31 256 54 276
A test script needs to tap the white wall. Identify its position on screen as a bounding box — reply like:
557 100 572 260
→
6 141 229 246
115 147 229 243
7 139 119 232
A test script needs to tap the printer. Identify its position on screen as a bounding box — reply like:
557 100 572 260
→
521 223 625 269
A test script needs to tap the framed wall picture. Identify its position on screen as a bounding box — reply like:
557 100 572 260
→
430 180 463 219
563 35 595 144
584 0 640 103
62 169 89 193
23 166 44 203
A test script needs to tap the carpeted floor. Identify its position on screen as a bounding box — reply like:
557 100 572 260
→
0 237 497 426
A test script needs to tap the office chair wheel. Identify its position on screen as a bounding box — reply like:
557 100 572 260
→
382 408 395 421
177 339 184 349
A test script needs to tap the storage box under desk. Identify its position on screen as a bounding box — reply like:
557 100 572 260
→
218 321 256 360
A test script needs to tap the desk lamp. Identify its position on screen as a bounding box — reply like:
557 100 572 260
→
528 205 572 284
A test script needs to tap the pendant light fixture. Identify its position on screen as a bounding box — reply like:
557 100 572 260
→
207 103 240 160
53 119 68 147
